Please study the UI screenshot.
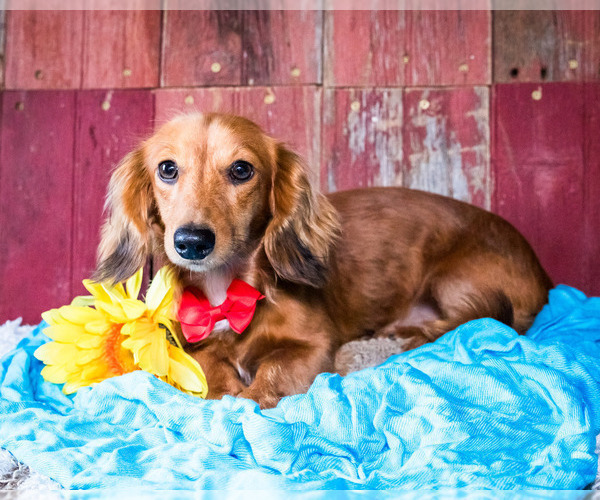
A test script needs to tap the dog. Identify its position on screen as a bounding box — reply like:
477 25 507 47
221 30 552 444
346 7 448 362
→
95 112 553 408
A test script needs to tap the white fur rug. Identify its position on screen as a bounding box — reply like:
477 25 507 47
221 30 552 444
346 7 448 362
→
1 318 599 490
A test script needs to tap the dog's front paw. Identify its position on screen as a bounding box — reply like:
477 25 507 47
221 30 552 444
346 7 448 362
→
238 387 281 409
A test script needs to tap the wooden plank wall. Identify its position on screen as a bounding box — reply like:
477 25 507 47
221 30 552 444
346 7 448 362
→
0 9 598 324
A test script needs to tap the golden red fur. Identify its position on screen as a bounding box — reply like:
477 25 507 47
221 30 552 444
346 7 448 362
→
96 113 552 408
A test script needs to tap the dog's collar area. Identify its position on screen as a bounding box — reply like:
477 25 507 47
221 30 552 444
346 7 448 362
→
177 279 265 343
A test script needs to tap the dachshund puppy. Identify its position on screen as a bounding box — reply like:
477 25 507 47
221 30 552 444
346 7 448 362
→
95 113 552 408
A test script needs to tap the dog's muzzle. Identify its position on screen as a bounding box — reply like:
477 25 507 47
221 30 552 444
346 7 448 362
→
174 225 216 260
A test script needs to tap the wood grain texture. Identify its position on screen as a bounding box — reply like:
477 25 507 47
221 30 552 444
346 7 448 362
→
72 90 155 296
493 10 600 83
162 11 322 87
493 83 588 292
161 10 243 87
322 88 403 192
81 10 162 89
155 86 322 182
4 11 84 89
403 87 491 209
0 10 5 88
583 83 600 295
324 10 491 87
322 87 490 207
0 91 76 323
242 10 322 85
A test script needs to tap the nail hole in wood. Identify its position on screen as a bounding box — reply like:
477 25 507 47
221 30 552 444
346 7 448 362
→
510 67 519 78
15 102 24 111
540 67 548 79
34 70 44 80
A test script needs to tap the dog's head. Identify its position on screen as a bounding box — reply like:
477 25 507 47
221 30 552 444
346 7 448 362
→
95 113 340 288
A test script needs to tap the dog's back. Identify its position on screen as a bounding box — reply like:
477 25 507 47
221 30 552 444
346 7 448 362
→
323 187 552 345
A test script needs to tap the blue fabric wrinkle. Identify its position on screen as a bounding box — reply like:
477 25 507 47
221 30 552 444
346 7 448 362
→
0 284 599 489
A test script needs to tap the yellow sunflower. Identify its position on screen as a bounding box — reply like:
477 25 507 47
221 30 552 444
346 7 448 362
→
34 266 208 398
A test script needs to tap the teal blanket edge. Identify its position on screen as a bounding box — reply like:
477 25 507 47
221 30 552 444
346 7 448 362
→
1 285 600 490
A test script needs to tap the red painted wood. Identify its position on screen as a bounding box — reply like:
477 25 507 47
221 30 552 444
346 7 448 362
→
161 11 243 87
324 10 491 87
493 10 600 83
72 90 155 296
493 83 588 292
162 11 322 88
0 91 76 323
154 86 322 182
242 11 322 85
81 10 162 89
4 11 84 89
583 83 600 295
403 87 491 209
322 87 490 206
321 88 403 192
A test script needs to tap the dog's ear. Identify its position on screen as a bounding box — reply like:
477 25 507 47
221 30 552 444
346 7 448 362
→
94 149 158 284
264 144 341 287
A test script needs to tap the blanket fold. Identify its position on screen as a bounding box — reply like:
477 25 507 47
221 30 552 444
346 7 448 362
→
1 285 600 490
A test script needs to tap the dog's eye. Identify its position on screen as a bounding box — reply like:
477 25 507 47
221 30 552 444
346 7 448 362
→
158 160 179 183
228 160 254 184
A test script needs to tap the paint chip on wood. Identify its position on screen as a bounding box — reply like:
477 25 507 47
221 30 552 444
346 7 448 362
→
419 99 431 110
101 100 111 111
532 87 543 101
211 62 222 73
350 100 361 112
184 95 194 105
122 68 132 77
291 67 301 78
568 59 579 70
459 63 469 73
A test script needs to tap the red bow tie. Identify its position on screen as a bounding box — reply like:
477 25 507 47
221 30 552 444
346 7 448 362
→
177 279 265 343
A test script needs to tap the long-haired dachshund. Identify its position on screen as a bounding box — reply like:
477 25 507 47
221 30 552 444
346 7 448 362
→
95 113 552 408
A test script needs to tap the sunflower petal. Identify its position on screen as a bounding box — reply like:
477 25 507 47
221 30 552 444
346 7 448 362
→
35 341 80 363
95 302 129 324
168 346 208 397
58 305 103 325
119 298 147 320
82 279 112 304
125 268 143 300
70 295 95 308
40 364 70 384
41 308 62 326
146 266 175 313
42 324 86 343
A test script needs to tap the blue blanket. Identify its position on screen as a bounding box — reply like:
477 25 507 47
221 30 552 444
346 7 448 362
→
1 285 600 490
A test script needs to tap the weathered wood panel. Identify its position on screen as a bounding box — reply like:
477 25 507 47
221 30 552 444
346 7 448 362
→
493 10 600 83
4 11 84 89
0 91 76 323
403 87 491 209
242 11 322 85
583 83 600 295
162 11 322 88
322 87 490 206
324 10 491 87
72 90 155 296
154 86 322 182
0 11 5 88
81 9 162 89
493 83 588 292
161 11 243 87
321 88 403 192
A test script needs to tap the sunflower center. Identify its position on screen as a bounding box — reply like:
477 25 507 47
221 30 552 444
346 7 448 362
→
104 324 136 375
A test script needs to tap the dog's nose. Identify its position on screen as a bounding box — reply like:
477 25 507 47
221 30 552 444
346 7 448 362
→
174 226 216 260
